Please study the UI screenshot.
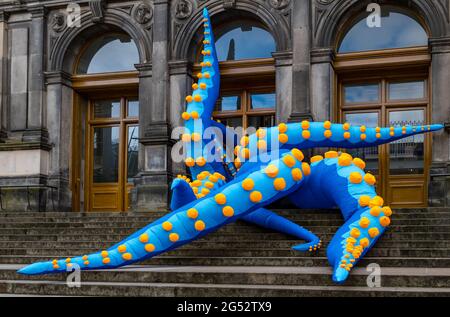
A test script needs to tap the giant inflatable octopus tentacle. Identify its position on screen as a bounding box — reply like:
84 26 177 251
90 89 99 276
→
17 8 445 283
242 208 321 252
18 149 309 275
288 151 390 283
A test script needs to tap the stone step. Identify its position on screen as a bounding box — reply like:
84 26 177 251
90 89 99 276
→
1 212 449 223
2 265 450 289
0 231 448 242
1 246 448 258
1 223 448 235
3 255 450 268
3 207 448 214
1 278 449 297
0 217 447 228
1 239 446 249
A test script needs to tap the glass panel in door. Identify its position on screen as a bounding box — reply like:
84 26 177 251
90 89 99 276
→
388 109 425 175
127 126 139 183
344 112 380 175
93 126 120 183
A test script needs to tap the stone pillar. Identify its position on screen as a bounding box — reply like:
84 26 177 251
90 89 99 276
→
0 11 8 142
169 60 192 176
45 71 73 212
134 0 172 211
310 48 335 122
429 37 450 207
272 51 292 123
289 0 312 122
22 6 48 144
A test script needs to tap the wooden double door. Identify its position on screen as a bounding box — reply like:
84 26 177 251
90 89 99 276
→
86 97 139 211
338 77 431 207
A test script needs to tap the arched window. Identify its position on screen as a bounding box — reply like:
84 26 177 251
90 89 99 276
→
214 21 276 61
76 33 139 74
335 7 431 207
338 9 428 53
71 31 140 212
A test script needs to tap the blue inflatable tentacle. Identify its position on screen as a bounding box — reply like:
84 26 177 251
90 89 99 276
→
237 122 444 162
182 9 226 180
287 151 390 283
18 148 309 275
170 177 197 210
242 208 321 252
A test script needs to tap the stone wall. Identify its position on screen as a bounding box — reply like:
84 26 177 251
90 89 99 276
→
0 0 448 211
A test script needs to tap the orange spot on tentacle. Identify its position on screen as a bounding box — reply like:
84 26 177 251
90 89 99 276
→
325 151 338 159
291 168 303 181
265 165 279 178
349 172 363 184
139 234 149 243
145 244 155 252
353 158 366 170
215 193 227 205
301 163 311 176
250 191 263 203
162 222 173 231
242 178 255 191
338 153 353 166
311 155 323 164
222 206 234 217
273 178 286 191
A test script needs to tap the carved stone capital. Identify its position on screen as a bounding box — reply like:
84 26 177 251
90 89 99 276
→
174 0 193 20
268 0 291 10
134 2 153 25
0 11 10 23
168 60 192 75
310 48 335 64
89 0 106 23
28 5 47 19
430 37 450 54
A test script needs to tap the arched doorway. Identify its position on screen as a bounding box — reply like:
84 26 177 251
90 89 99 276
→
334 6 431 207
71 32 140 212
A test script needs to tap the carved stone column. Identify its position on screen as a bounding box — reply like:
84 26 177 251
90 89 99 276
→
272 51 293 123
169 60 193 176
310 48 335 122
134 0 173 211
22 6 48 144
429 37 450 207
0 11 8 142
289 0 312 122
45 71 73 212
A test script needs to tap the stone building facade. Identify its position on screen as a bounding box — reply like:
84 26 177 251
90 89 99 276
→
0 0 449 212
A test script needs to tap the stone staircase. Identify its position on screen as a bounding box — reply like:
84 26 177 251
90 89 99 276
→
0 208 450 296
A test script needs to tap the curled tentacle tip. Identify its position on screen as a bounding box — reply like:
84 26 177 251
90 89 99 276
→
332 267 350 284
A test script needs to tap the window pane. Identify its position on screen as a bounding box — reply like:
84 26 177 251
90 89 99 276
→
339 11 428 53
344 84 379 104
389 81 425 100
216 96 241 112
127 100 139 117
216 117 243 128
344 112 379 174
250 93 276 110
247 115 275 130
215 24 276 61
94 100 121 119
93 127 120 183
78 34 139 74
389 110 425 175
127 126 139 182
